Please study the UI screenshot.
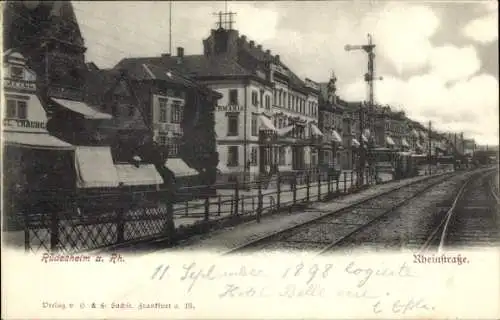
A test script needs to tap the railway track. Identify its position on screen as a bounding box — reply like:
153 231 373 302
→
421 168 499 251
225 171 463 254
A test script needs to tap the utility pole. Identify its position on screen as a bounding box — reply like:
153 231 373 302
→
169 1 172 55
345 34 383 186
428 121 432 175
359 103 365 186
460 132 464 155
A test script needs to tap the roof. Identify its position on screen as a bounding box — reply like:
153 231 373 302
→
84 68 121 106
51 97 113 120
115 56 225 97
117 55 250 79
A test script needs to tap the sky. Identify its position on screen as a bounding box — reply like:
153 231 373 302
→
73 1 499 145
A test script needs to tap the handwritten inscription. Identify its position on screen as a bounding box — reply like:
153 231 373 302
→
149 260 422 307
345 261 416 288
373 296 435 315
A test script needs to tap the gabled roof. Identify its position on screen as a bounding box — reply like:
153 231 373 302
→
115 56 223 98
117 54 251 80
83 68 150 130
84 68 121 107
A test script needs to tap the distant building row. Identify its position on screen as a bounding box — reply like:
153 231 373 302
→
2 2 472 195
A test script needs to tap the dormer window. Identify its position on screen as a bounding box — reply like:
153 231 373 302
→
10 66 23 80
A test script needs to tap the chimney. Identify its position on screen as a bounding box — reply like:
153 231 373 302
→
266 49 271 55
161 53 171 57
177 47 184 58
249 41 255 48
275 54 280 62
241 35 247 41
257 44 262 50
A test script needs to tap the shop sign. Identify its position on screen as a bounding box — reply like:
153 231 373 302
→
4 79 36 91
3 118 46 129
216 105 244 112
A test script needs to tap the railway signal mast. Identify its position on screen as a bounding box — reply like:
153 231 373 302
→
345 34 383 186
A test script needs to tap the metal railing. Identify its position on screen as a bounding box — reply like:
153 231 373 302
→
8 165 455 254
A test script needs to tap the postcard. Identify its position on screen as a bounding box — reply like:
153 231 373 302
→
2 0 499 319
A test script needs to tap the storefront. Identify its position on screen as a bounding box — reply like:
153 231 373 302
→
2 50 75 216
74 146 163 189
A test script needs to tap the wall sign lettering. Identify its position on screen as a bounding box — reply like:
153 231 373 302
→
3 119 46 129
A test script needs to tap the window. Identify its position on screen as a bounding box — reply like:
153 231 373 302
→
278 118 283 129
273 90 277 106
159 97 168 123
128 105 135 117
252 91 258 106
10 66 23 80
250 147 258 166
283 92 287 108
6 100 17 118
279 146 286 165
288 95 292 109
158 134 167 145
229 89 238 105
227 113 239 136
168 141 179 157
18 101 27 119
251 114 258 136
228 146 239 166
265 95 270 109
171 101 182 124
5 99 27 119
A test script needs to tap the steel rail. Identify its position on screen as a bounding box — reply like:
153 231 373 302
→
315 172 459 255
489 176 499 204
419 169 498 253
224 171 455 255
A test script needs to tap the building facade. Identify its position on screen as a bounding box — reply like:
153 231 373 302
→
117 22 323 183
4 1 164 191
318 73 343 172
113 59 222 188
2 50 75 215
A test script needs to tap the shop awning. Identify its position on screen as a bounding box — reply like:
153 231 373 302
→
259 115 277 132
419 130 427 139
2 131 74 150
165 158 199 177
362 134 369 143
416 142 424 150
277 125 295 137
332 130 342 143
352 138 360 148
386 136 396 146
115 164 163 186
411 129 419 137
401 138 410 147
310 123 323 136
51 98 113 120
75 146 119 188
217 162 228 173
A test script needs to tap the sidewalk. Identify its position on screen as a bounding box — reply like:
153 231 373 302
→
125 171 452 254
